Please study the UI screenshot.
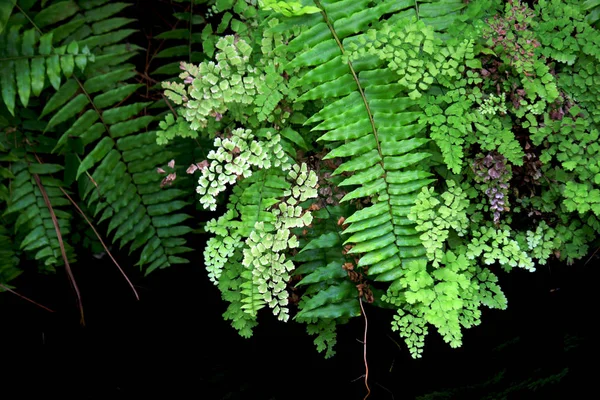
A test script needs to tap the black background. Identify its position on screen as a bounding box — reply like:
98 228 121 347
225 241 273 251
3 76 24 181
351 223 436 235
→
1 244 597 399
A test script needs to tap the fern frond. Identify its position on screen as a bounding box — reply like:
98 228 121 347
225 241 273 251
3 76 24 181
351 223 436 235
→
292 204 361 357
0 24 93 114
75 126 193 274
280 0 436 284
12 0 196 275
0 224 21 283
2 160 75 271
268 0 497 357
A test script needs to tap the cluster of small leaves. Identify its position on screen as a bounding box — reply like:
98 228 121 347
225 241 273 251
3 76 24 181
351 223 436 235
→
478 93 507 116
553 220 595 264
305 319 338 359
472 152 512 224
241 163 318 321
408 181 469 266
417 35 508 174
563 181 600 215
387 251 507 358
466 224 535 272
482 0 560 112
195 128 290 210
528 107 600 217
519 221 558 265
259 0 321 17
559 54 600 125
204 209 244 283
391 308 429 358
535 0 600 67
156 111 198 145
163 36 256 130
160 33 291 143
346 20 438 100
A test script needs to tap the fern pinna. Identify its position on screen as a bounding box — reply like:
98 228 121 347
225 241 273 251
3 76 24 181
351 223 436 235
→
1 0 194 302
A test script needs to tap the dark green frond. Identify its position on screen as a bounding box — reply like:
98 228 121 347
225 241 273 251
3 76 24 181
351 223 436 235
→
3 160 74 271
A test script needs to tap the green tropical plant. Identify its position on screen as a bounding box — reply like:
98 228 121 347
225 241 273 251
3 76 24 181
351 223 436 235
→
2 0 599 369
0 0 197 319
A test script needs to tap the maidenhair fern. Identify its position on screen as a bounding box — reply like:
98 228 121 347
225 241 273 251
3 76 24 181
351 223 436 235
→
198 127 319 324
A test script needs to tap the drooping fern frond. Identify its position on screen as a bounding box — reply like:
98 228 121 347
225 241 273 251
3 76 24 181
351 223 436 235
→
44 1 194 274
200 126 319 326
273 0 434 326
278 0 468 274
0 0 195 282
2 158 75 271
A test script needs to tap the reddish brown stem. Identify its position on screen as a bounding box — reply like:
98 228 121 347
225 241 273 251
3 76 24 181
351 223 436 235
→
360 297 371 400
59 188 140 301
0 284 55 313
32 173 85 325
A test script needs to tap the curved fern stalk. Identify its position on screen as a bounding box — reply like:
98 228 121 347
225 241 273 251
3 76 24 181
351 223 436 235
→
59 185 139 300
31 165 84 322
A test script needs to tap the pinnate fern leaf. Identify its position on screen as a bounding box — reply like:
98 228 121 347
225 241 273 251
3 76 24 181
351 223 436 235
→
280 0 433 284
0 24 94 115
3 161 74 271
22 0 195 275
